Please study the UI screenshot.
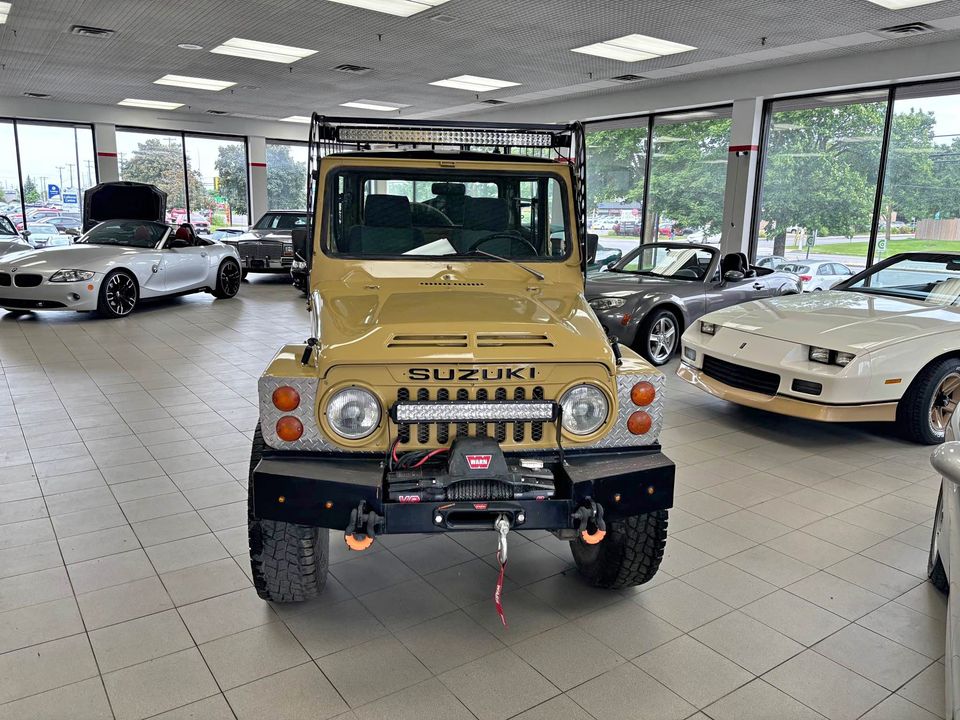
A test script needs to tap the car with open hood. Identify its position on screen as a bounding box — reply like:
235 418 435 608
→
587 242 801 366
0 181 241 318
679 251 960 443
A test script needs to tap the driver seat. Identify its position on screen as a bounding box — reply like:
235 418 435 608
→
175 224 195 245
458 197 512 254
720 252 752 278
347 195 424 254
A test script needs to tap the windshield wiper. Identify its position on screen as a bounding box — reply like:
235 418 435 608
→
468 249 545 281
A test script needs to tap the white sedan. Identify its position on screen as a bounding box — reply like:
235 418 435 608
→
678 252 960 443
0 219 241 318
780 260 855 291
929 412 959 719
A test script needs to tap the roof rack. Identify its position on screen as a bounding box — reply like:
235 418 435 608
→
305 113 587 265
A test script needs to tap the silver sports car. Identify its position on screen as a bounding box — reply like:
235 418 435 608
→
0 215 30 256
0 182 241 318
587 242 801 365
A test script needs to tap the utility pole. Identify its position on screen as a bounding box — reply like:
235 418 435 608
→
56 166 65 191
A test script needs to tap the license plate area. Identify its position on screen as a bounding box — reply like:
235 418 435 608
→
435 501 524 529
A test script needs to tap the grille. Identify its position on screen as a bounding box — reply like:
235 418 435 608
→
395 385 546 446
13 274 42 288
702 355 780 396
237 241 284 260
0 273 9 287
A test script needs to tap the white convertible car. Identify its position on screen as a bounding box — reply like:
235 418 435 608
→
678 252 960 443
0 182 241 319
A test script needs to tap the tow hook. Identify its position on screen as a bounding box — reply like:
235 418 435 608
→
344 502 381 551
494 514 510 627
572 498 607 545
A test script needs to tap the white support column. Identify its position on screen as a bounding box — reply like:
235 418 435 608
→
93 123 119 183
719 97 764 257
248 136 268 222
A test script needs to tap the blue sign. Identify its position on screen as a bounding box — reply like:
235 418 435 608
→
47 183 60 198
62 193 78 204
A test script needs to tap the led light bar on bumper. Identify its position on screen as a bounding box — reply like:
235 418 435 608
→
336 126 557 148
392 400 556 424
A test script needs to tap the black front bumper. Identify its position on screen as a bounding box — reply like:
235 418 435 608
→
252 447 675 534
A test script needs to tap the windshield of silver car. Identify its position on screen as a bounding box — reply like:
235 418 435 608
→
0 217 16 235
323 170 570 261
254 213 307 230
76 221 168 249
848 254 960 305
611 245 713 280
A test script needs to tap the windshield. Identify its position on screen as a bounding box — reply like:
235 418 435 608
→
324 169 570 261
0 216 16 235
846 255 960 304
612 244 714 280
76 220 168 248
255 213 307 230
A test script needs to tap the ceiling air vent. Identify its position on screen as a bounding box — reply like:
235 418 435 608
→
430 14 456 22
23 92 50 99
480 99 507 105
873 21 936 38
331 64 372 75
611 74 646 82
69 25 116 38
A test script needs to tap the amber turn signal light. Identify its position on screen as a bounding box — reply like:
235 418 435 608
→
272 386 300 412
276 416 304 442
627 410 652 435
630 381 656 406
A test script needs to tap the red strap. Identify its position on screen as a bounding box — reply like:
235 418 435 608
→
494 552 507 628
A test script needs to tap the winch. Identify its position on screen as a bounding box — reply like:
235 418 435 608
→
386 438 556 503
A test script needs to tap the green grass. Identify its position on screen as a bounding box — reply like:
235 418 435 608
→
805 238 960 256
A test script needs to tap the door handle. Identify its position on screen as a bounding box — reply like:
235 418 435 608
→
752 283 764 290
201 251 208 258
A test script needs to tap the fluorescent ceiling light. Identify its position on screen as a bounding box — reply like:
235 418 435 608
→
659 110 717 121
325 0 450 17
0 2 10 23
281 116 311 123
865 0 944 8
340 100 408 111
572 33 696 62
154 74 235 91
430 75 520 92
210 37 317 64
118 98 184 110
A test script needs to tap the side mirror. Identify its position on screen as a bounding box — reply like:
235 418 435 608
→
722 270 745 284
65 228 80 237
291 226 310 262
585 233 599 264
21 230 31 238
167 238 188 249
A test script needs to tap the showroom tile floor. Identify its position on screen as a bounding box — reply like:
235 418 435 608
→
0 278 949 720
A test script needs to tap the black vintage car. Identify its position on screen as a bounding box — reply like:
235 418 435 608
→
222 210 307 281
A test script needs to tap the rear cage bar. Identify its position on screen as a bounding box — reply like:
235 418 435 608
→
305 113 589 273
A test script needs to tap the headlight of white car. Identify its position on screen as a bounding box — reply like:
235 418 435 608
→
700 321 717 336
589 297 626 311
49 269 95 282
559 384 609 436
809 346 856 367
326 387 381 440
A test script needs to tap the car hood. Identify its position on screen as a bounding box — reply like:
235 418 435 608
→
704 290 960 352
0 244 142 271
83 182 166 231
586 272 694 299
227 229 293 243
0 239 30 255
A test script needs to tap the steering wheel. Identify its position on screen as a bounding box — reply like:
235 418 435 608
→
468 232 539 256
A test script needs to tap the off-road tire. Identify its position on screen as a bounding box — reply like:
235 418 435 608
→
571 510 668 589
212 259 241 299
929 487 949 594
248 425 329 602
898 357 960 444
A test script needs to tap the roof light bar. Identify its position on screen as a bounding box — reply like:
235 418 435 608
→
336 126 556 148
210 37 318 64
393 400 556 424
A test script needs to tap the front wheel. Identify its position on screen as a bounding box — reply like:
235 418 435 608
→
639 309 679 366
898 357 960 444
248 425 329 602
97 270 138 318
212 259 241 299
571 510 668 589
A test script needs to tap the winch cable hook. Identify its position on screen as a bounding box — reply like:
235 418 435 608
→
494 514 511 627
344 502 378 551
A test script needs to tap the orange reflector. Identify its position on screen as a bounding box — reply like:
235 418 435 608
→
627 410 652 435
631 381 656 406
272 386 300 412
345 533 374 551
86 284 94 291
884 378 902 385
580 528 606 545
276 416 304 442
620 313 632 326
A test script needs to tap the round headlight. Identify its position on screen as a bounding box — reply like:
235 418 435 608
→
326 387 381 440
559 384 609 436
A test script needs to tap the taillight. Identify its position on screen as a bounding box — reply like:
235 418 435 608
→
799 275 812 281
631 381 656 406
627 411 652 435
272 386 300 412
276 416 304 441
